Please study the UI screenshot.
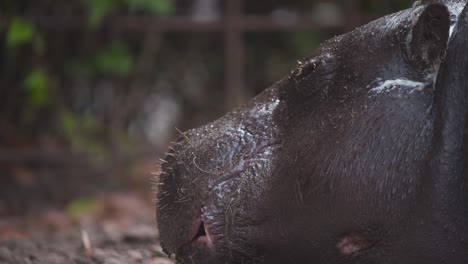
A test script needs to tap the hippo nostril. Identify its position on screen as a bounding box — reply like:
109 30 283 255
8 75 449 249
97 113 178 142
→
196 221 207 238
192 219 214 247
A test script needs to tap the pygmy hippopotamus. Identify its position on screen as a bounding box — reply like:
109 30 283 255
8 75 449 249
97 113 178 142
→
156 1 468 263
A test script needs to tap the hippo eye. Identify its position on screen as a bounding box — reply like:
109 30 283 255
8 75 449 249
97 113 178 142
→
292 59 319 82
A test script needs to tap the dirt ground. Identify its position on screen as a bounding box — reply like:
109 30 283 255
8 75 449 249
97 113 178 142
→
0 193 174 264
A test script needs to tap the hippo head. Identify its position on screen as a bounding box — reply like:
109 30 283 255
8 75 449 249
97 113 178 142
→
157 2 468 263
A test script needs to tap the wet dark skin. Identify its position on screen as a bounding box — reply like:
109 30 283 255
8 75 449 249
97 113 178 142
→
157 1 468 263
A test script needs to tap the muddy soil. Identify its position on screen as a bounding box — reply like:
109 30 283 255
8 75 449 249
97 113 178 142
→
0 193 174 264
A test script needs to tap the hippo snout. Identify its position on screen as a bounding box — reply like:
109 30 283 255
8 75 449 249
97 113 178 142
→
156 87 283 261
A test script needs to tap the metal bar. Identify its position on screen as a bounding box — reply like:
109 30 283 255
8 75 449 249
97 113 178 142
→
33 15 368 32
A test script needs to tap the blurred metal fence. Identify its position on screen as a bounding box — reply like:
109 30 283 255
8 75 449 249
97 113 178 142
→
34 0 394 109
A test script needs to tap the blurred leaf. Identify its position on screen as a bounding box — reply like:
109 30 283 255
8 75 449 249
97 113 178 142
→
66 197 100 219
7 17 35 47
59 111 108 162
68 42 134 78
60 111 77 135
127 0 174 15
95 42 134 76
24 69 51 108
81 0 120 28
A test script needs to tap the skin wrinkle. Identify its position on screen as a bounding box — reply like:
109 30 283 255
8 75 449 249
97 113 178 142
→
197 140 281 196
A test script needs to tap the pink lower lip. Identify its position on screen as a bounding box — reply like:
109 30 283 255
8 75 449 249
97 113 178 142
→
195 234 210 244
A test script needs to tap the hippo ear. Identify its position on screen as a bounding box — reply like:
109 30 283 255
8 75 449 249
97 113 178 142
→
408 3 450 67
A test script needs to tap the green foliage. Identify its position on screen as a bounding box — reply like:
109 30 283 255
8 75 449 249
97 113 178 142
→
81 0 120 28
81 0 174 28
60 111 77 135
66 197 100 219
24 69 52 108
127 0 174 15
7 17 35 47
95 41 134 77
67 41 134 78
59 111 108 162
